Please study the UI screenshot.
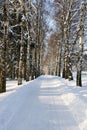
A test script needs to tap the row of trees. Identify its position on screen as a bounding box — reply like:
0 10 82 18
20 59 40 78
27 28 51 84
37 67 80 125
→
0 0 45 93
44 0 87 87
0 0 87 93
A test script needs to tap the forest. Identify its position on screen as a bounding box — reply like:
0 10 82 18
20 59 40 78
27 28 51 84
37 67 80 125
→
0 0 87 93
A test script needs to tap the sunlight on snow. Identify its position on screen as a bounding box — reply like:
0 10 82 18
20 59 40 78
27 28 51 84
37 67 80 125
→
61 93 76 105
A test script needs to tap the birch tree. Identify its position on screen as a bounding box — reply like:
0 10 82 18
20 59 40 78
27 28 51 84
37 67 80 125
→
76 0 86 86
17 0 26 85
54 0 81 81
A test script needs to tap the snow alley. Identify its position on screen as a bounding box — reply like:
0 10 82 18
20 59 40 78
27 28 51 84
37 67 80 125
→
0 75 87 130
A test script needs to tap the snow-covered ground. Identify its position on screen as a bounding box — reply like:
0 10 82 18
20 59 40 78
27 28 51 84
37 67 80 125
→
0 74 87 130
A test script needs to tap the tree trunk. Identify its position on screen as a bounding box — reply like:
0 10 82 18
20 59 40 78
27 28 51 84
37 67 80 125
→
76 70 82 86
0 67 6 93
57 41 62 77
18 22 23 85
62 1 73 80
26 29 30 81
76 31 83 87
0 0 8 93
18 0 26 85
76 0 86 86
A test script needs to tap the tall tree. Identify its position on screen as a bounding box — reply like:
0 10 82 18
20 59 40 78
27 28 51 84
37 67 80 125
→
76 0 86 86
0 0 8 92
18 0 25 85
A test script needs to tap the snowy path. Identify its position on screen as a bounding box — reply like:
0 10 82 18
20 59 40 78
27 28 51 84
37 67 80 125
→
0 75 87 130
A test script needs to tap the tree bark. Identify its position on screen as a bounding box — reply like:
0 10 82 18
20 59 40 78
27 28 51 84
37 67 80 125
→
18 22 23 85
76 0 86 86
26 28 30 81
0 0 8 93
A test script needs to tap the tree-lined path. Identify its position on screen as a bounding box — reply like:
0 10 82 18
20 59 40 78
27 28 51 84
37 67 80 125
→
0 0 87 93
0 0 87 129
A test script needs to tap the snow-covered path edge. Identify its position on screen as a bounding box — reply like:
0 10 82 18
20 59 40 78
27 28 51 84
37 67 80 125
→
60 78 87 130
0 80 35 130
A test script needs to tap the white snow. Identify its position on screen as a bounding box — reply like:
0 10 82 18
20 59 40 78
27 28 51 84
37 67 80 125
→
0 74 87 130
